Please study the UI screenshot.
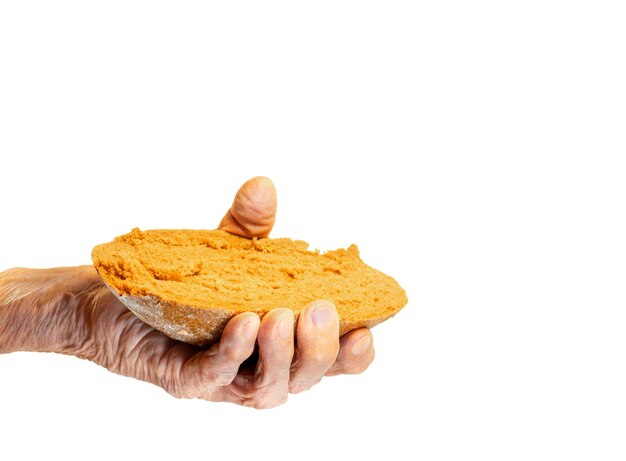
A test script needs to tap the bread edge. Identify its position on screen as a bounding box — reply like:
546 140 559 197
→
105 282 399 346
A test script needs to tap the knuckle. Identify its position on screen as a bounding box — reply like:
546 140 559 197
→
240 382 289 409
225 348 244 363
252 378 278 395
253 393 288 409
206 368 237 386
305 348 336 368
221 343 247 363
308 350 329 366
289 379 318 394
288 382 306 394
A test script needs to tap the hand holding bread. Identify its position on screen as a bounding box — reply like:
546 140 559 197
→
0 177 406 409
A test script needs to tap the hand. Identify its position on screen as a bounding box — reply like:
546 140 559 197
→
0 177 375 409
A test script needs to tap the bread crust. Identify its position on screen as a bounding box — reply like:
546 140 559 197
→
114 291 391 346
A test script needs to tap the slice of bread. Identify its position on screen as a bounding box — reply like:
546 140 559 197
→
91 228 408 346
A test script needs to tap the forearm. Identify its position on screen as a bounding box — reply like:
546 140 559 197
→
0 266 95 355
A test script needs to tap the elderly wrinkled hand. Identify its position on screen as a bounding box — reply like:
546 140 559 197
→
0 177 375 409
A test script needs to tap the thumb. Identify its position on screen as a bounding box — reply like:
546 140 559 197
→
218 176 277 238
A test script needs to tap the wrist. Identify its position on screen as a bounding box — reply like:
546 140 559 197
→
0 266 97 356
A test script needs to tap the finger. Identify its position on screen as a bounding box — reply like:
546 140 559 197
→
251 308 294 408
289 300 340 393
178 312 260 391
218 176 277 238
324 328 375 377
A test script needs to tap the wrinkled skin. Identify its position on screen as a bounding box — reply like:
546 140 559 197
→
0 177 375 409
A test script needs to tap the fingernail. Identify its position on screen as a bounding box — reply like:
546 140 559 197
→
278 314 293 340
311 301 336 329
243 316 260 341
351 335 372 356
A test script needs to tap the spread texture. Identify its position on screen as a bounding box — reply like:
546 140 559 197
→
92 228 407 345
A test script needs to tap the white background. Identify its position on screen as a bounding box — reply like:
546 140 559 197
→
1 1 625 460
